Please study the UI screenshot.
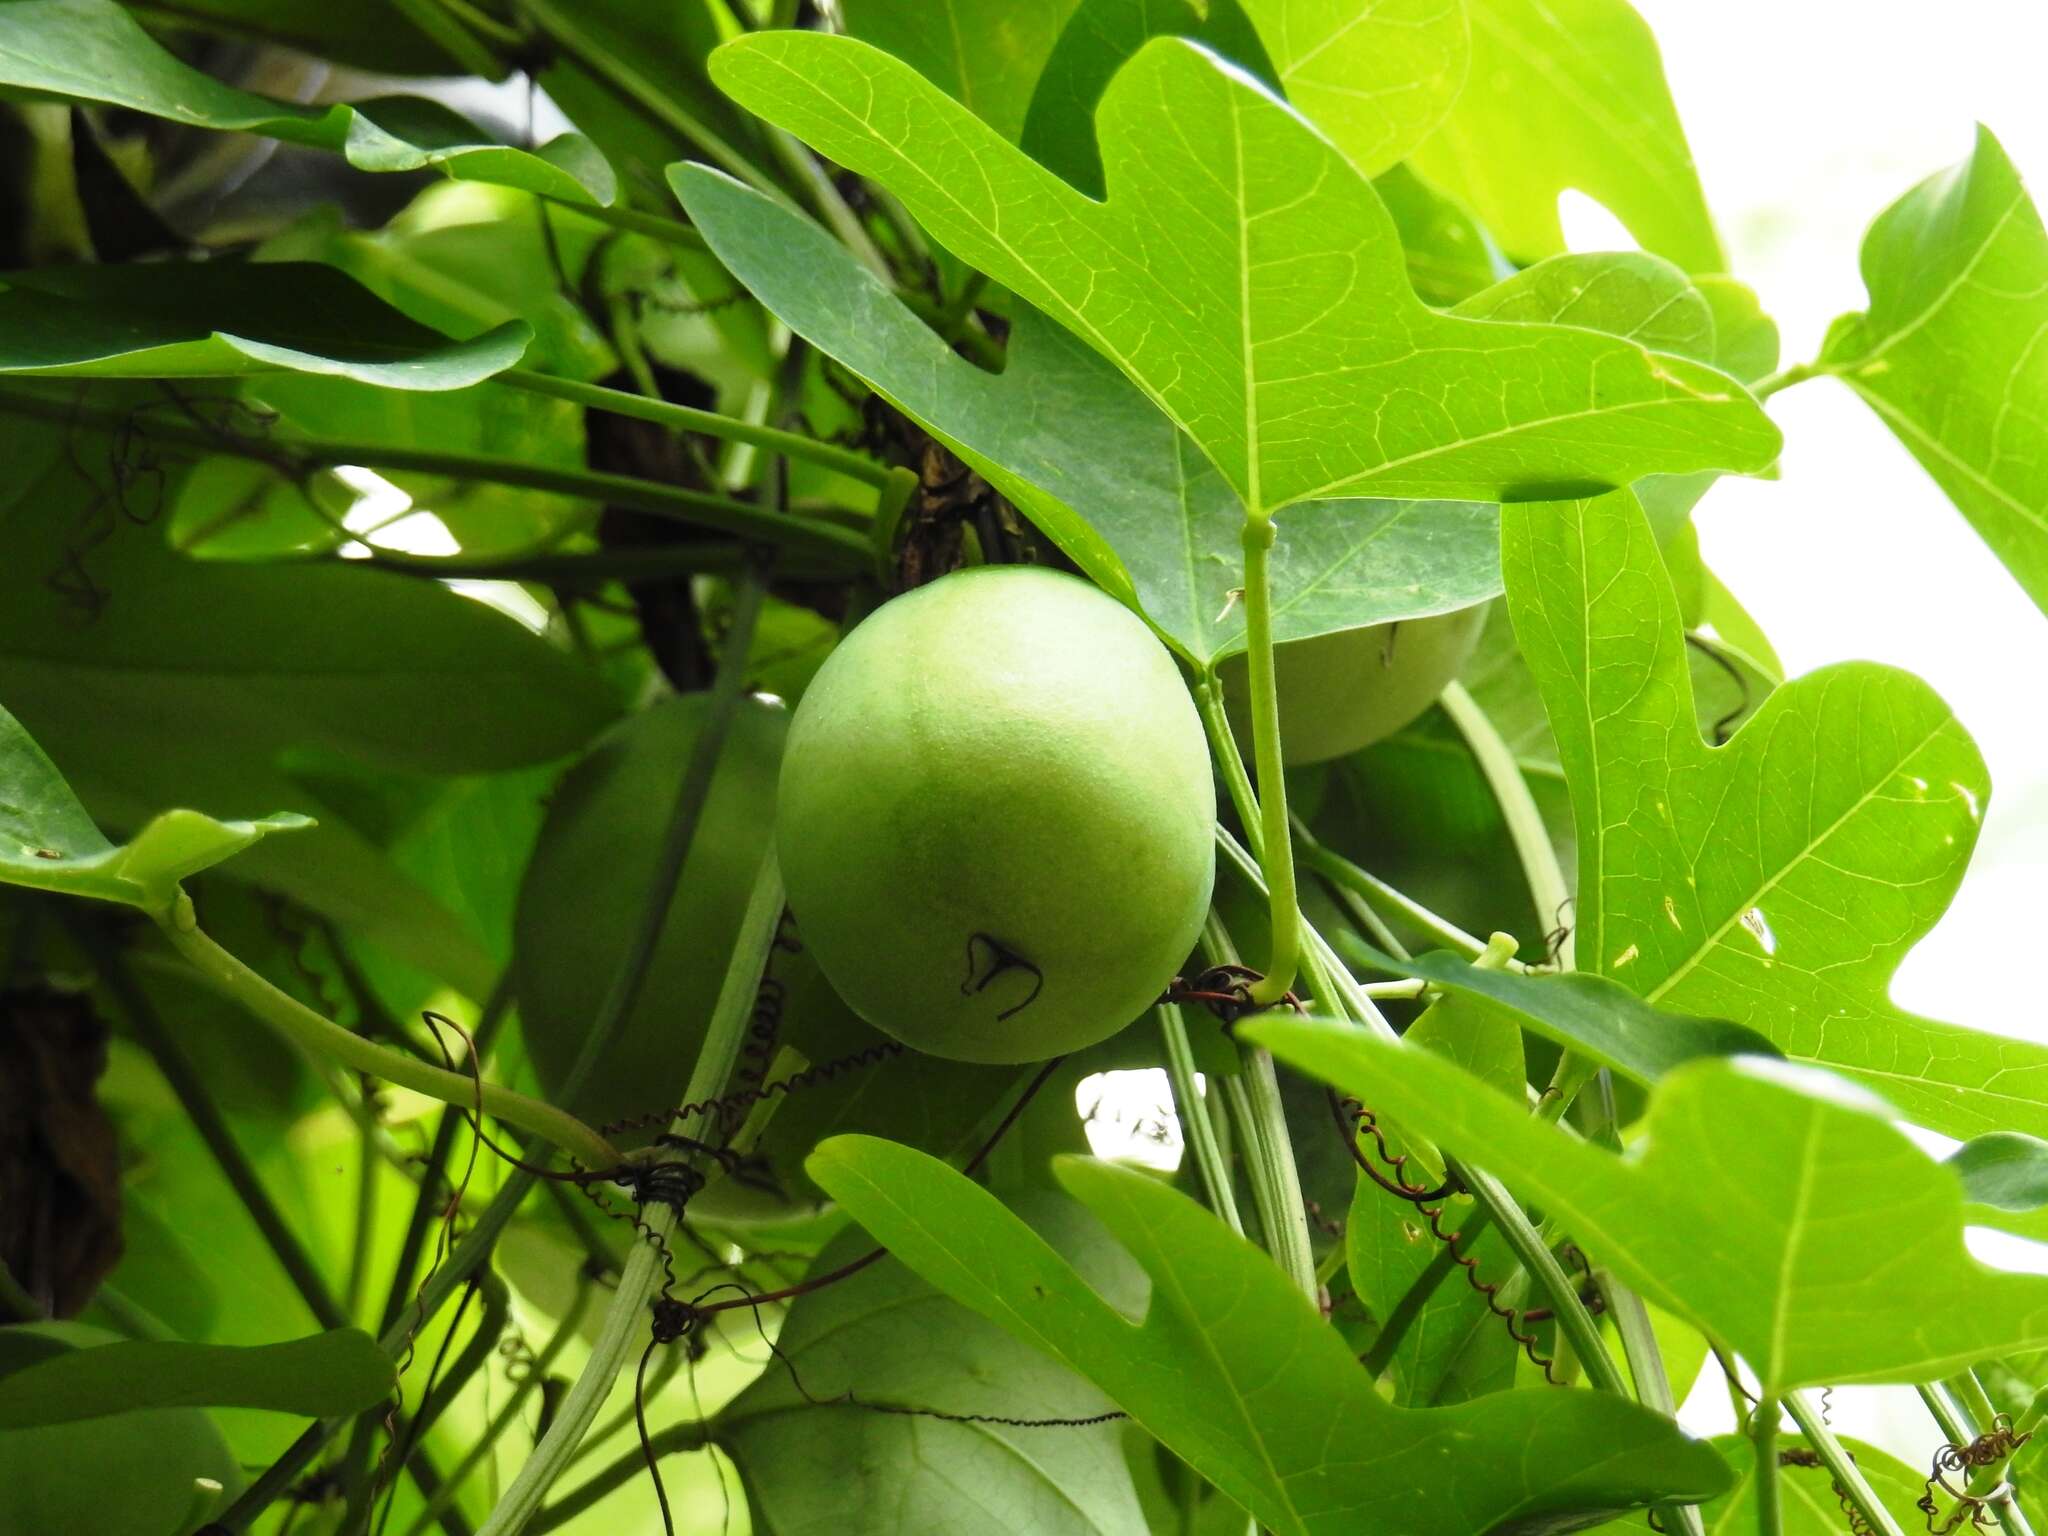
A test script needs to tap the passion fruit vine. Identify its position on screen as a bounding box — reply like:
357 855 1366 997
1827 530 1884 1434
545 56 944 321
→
777 566 1216 1064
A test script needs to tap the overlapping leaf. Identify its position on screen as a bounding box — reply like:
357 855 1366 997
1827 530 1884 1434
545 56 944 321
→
1503 487 2048 1142
1019 0 1466 193
0 0 616 204
1820 126 2048 616
0 263 529 390
1408 0 1722 272
1343 943 1777 1083
0 413 615 993
719 1198 1147 1536
675 166 1499 663
1250 1018 2048 1394
709 33 1779 512
809 1136 1730 1535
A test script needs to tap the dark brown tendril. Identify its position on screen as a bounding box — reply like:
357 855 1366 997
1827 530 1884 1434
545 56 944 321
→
961 931 1045 1023
1778 1444 1873 1535
1331 1091 1563 1385
1158 962 1302 1025
625 1054 1072 1535
1917 1414 2030 1534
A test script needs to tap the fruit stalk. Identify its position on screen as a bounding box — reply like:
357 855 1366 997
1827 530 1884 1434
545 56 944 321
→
1237 516 1300 1004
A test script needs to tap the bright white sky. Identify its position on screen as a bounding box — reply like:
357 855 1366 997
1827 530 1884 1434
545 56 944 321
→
1637 0 2048 1037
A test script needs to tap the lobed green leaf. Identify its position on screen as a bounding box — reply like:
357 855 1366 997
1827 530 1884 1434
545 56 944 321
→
1250 1016 2048 1395
809 1135 1731 1535
708 32 1779 513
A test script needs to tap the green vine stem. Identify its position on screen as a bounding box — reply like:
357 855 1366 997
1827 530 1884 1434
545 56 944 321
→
1752 1398 1784 1536
479 848 787 1536
1784 1389 1908 1536
536 192 709 252
1157 1004 1244 1235
1235 517 1300 1004
528 1423 714 1535
502 370 891 489
1210 827 1631 1396
1202 913 1317 1300
153 909 620 1169
1437 680 1571 962
1293 817 1520 966
0 385 869 572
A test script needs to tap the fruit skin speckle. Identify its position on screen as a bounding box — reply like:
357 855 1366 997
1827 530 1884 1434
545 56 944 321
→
777 566 1216 1064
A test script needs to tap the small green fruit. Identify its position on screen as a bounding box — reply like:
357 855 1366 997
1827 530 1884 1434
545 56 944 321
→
1220 605 1487 766
777 566 1215 1064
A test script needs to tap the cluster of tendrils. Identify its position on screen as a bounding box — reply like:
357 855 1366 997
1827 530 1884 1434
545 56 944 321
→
622 1054 1076 1536
1329 1092 1565 1385
1918 1414 2031 1534
1159 962 1302 1026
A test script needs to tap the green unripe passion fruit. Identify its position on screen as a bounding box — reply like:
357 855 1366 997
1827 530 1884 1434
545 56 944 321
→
776 566 1215 1064
515 694 786 1136
1219 604 1487 766
0 1323 239 1536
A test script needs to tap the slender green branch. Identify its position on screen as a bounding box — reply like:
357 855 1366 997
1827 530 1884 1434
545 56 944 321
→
0 385 868 570
536 193 709 250
1439 681 1570 959
1751 361 1821 401
404 1278 595 1536
479 849 789 1536
355 542 846 586
1157 1005 1243 1235
1293 817 1517 965
153 912 619 1168
502 369 890 489
529 1421 713 1534
1195 676 1262 851
346 1107 380 1320
1785 1390 1908 1536
1753 1398 1784 1536
71 914 351 1331
1235 520 1299 1003
1203 913 1316 1299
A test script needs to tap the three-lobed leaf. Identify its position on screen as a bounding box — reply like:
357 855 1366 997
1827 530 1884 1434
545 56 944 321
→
709 32 1779 513
1251 1016 2048 1395
0 0 616 205
1820 125 2048 617
809 1135 1731 1535
1502 487 2048 1142
674 165 1501 664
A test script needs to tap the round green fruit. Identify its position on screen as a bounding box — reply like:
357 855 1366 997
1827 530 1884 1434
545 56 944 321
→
1220 604 1487 766
514 693 787 1137
776 565 1215 1064
0 1323 239 1536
